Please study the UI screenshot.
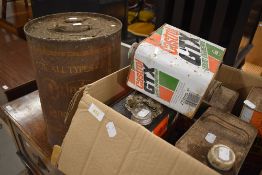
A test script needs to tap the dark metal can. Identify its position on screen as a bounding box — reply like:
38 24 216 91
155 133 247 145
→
24 12 122 145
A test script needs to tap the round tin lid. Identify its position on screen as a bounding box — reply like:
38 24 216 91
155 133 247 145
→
24 12 122 41
131 106 153 126
207 144 236 171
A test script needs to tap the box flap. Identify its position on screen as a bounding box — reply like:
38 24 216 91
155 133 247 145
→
217 65 262 97
86 66 130 104
58 91 219 175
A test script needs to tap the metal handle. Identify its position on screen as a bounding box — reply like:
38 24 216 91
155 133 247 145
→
51 17 91 33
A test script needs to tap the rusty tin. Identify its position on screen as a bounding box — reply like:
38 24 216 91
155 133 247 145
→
176 107 257 175
204 80 239 112
24 12 122 145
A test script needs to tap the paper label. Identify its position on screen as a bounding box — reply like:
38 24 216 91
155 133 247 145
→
106 122 117 138
137 109 150 118
205 133 216 144
2 85 8 90
88 103 104 122
218 147 230 161
240 105 254 122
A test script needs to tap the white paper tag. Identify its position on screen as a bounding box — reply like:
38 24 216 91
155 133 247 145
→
2 85 8 90
205 133 216 144
137 109 150 118
88 103 104 122
106 122 117 138
240 105 254 122
5 105 12 111
218 147 230 161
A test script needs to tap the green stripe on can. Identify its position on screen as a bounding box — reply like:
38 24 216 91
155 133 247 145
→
206 43 224 61
131 60 134 70
155 27 163 35
159 71 178 91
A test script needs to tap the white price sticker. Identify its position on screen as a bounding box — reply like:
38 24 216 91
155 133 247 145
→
106 122 117 138
2 85 8 90
88 103 105 122
205 133 216 144
218 147 230 161
137 109 150 118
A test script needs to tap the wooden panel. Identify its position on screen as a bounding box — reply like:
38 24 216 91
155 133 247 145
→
171 0 186 28
209 0 229 43
2 91 64 174
189 0 206 35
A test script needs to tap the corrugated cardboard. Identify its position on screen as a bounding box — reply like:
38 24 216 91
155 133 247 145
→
57 67 218 175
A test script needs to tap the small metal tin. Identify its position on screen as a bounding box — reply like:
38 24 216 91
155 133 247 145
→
207 144 236 171
131 105 152 125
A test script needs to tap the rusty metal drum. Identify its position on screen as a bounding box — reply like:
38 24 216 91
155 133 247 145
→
24 12 122 145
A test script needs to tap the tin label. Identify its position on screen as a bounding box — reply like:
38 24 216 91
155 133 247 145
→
205 133 216 144
127 24 225 117
137 109 150 118
240 105 254 122
218 147 230 161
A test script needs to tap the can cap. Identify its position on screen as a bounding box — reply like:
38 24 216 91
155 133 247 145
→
207 144 236 171
244 100 256 109
24 12 122 41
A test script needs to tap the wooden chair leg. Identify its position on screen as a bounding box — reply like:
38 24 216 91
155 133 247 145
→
1 0 7 19
24 0 29 9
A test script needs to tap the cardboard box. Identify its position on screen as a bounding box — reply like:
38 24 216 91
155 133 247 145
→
127 24 225 118
52 46 262 175
55 67 218 175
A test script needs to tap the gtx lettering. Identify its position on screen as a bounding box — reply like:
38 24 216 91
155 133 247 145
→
144 64 155 94
179 33 201 66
